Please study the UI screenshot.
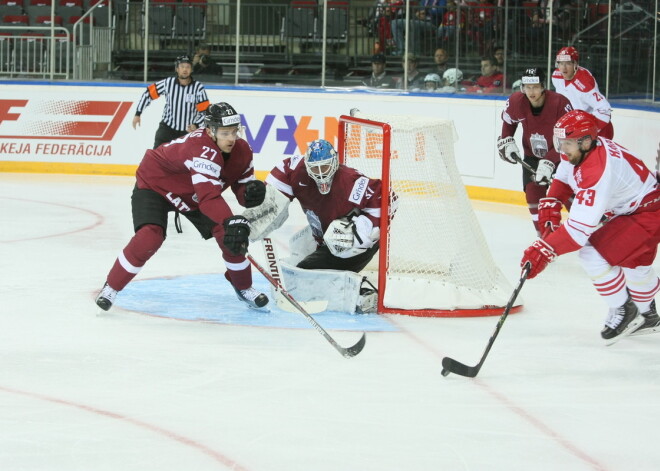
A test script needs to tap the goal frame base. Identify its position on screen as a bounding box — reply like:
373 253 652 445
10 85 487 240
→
378 305 524 318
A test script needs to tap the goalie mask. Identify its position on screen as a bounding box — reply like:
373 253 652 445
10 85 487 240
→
304 139 339 195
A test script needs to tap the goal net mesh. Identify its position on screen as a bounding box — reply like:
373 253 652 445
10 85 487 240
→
340 113 515 316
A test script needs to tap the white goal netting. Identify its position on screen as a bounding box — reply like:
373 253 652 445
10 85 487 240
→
341 112 515 315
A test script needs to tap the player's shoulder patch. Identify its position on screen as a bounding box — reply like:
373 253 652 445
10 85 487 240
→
574 145 606 188
348 176 370 204
288 154 304 170
571 68 596 92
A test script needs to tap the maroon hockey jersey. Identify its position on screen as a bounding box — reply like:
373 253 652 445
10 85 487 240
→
136 129 255 224
500 90 573 165
266 154 383 243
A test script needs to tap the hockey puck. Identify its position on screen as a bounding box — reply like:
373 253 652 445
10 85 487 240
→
441 368 449 377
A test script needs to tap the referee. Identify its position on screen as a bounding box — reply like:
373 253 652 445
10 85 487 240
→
132 55 210 149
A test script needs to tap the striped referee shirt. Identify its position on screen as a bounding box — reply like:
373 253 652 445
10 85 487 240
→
135 76 210 131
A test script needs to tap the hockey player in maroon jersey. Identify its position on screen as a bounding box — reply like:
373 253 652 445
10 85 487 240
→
551 46 614 139
497 67 573 235
266 139 383 272
520 110 660 344
95 102 269 311
242 139 387 313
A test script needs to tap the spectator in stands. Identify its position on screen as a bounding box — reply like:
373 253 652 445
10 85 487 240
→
361 0 402 55
467 0 496 56
493 45 504 70
465 56 503 94
436 0 462 46
133 55 210 149
438 67 464 93
433 47 450 76
423 73 442 91
395 53 426 90
391 4 436 56
362 53 395 88
192 43 223 79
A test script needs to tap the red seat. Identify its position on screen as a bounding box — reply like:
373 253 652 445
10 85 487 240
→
2 14 29 26
34 15 63 26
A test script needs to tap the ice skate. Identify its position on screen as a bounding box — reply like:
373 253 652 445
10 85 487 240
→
95 282 117 311
630 300 660 336
601 296 643 345
235 286 269 309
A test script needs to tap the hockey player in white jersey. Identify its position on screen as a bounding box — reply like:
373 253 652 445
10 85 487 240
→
551 46 614 138
520 110 660 344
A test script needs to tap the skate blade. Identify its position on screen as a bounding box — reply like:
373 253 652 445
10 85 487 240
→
629 324 660 337
604 316 645 346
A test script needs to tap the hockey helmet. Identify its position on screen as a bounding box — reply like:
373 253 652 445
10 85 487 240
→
204 102 242 133
555 46 579 64
520 67 546 88
443 68 463 86
424 73 441 90
304 139 339 195
174 55 193 67
553 110 598 151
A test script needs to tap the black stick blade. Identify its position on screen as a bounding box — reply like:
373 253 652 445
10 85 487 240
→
341 333 366 358
442 357 479 378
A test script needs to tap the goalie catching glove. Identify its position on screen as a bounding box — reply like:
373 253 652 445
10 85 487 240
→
496 136 521 164
223 215 250 255
323 214 380 258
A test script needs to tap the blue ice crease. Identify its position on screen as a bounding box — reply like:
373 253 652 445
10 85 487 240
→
116 273 397 332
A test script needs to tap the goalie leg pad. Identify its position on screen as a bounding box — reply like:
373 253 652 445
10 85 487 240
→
279 260 363 313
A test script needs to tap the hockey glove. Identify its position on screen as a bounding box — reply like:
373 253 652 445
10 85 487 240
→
534 159 556 186
538 197 562 233
223 215 251 255
521 239 557 279
496 136 521 164
244 180 266 208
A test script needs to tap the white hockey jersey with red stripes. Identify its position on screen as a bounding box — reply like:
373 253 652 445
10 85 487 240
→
549 137 658 249
551 67 612 130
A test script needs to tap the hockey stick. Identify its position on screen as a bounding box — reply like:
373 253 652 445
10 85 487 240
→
441 264 531 378
511 152 537 176
247 253 366 358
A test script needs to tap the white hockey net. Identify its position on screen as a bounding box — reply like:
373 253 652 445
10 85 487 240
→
339 113 516 316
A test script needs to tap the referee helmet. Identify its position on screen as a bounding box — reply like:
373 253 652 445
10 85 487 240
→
174 55 193 67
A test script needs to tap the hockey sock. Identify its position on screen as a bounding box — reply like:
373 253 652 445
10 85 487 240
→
213 224 252 290
579 245 629 308
623 266 660 313
525 182 547 236
106 224 165 291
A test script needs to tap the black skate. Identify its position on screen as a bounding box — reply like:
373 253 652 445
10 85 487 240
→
630 300 660 336
601 296 643 345
95 282 117 311
235 286 269 309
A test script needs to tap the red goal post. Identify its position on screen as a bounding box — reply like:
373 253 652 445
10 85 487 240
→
338 113 522 317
